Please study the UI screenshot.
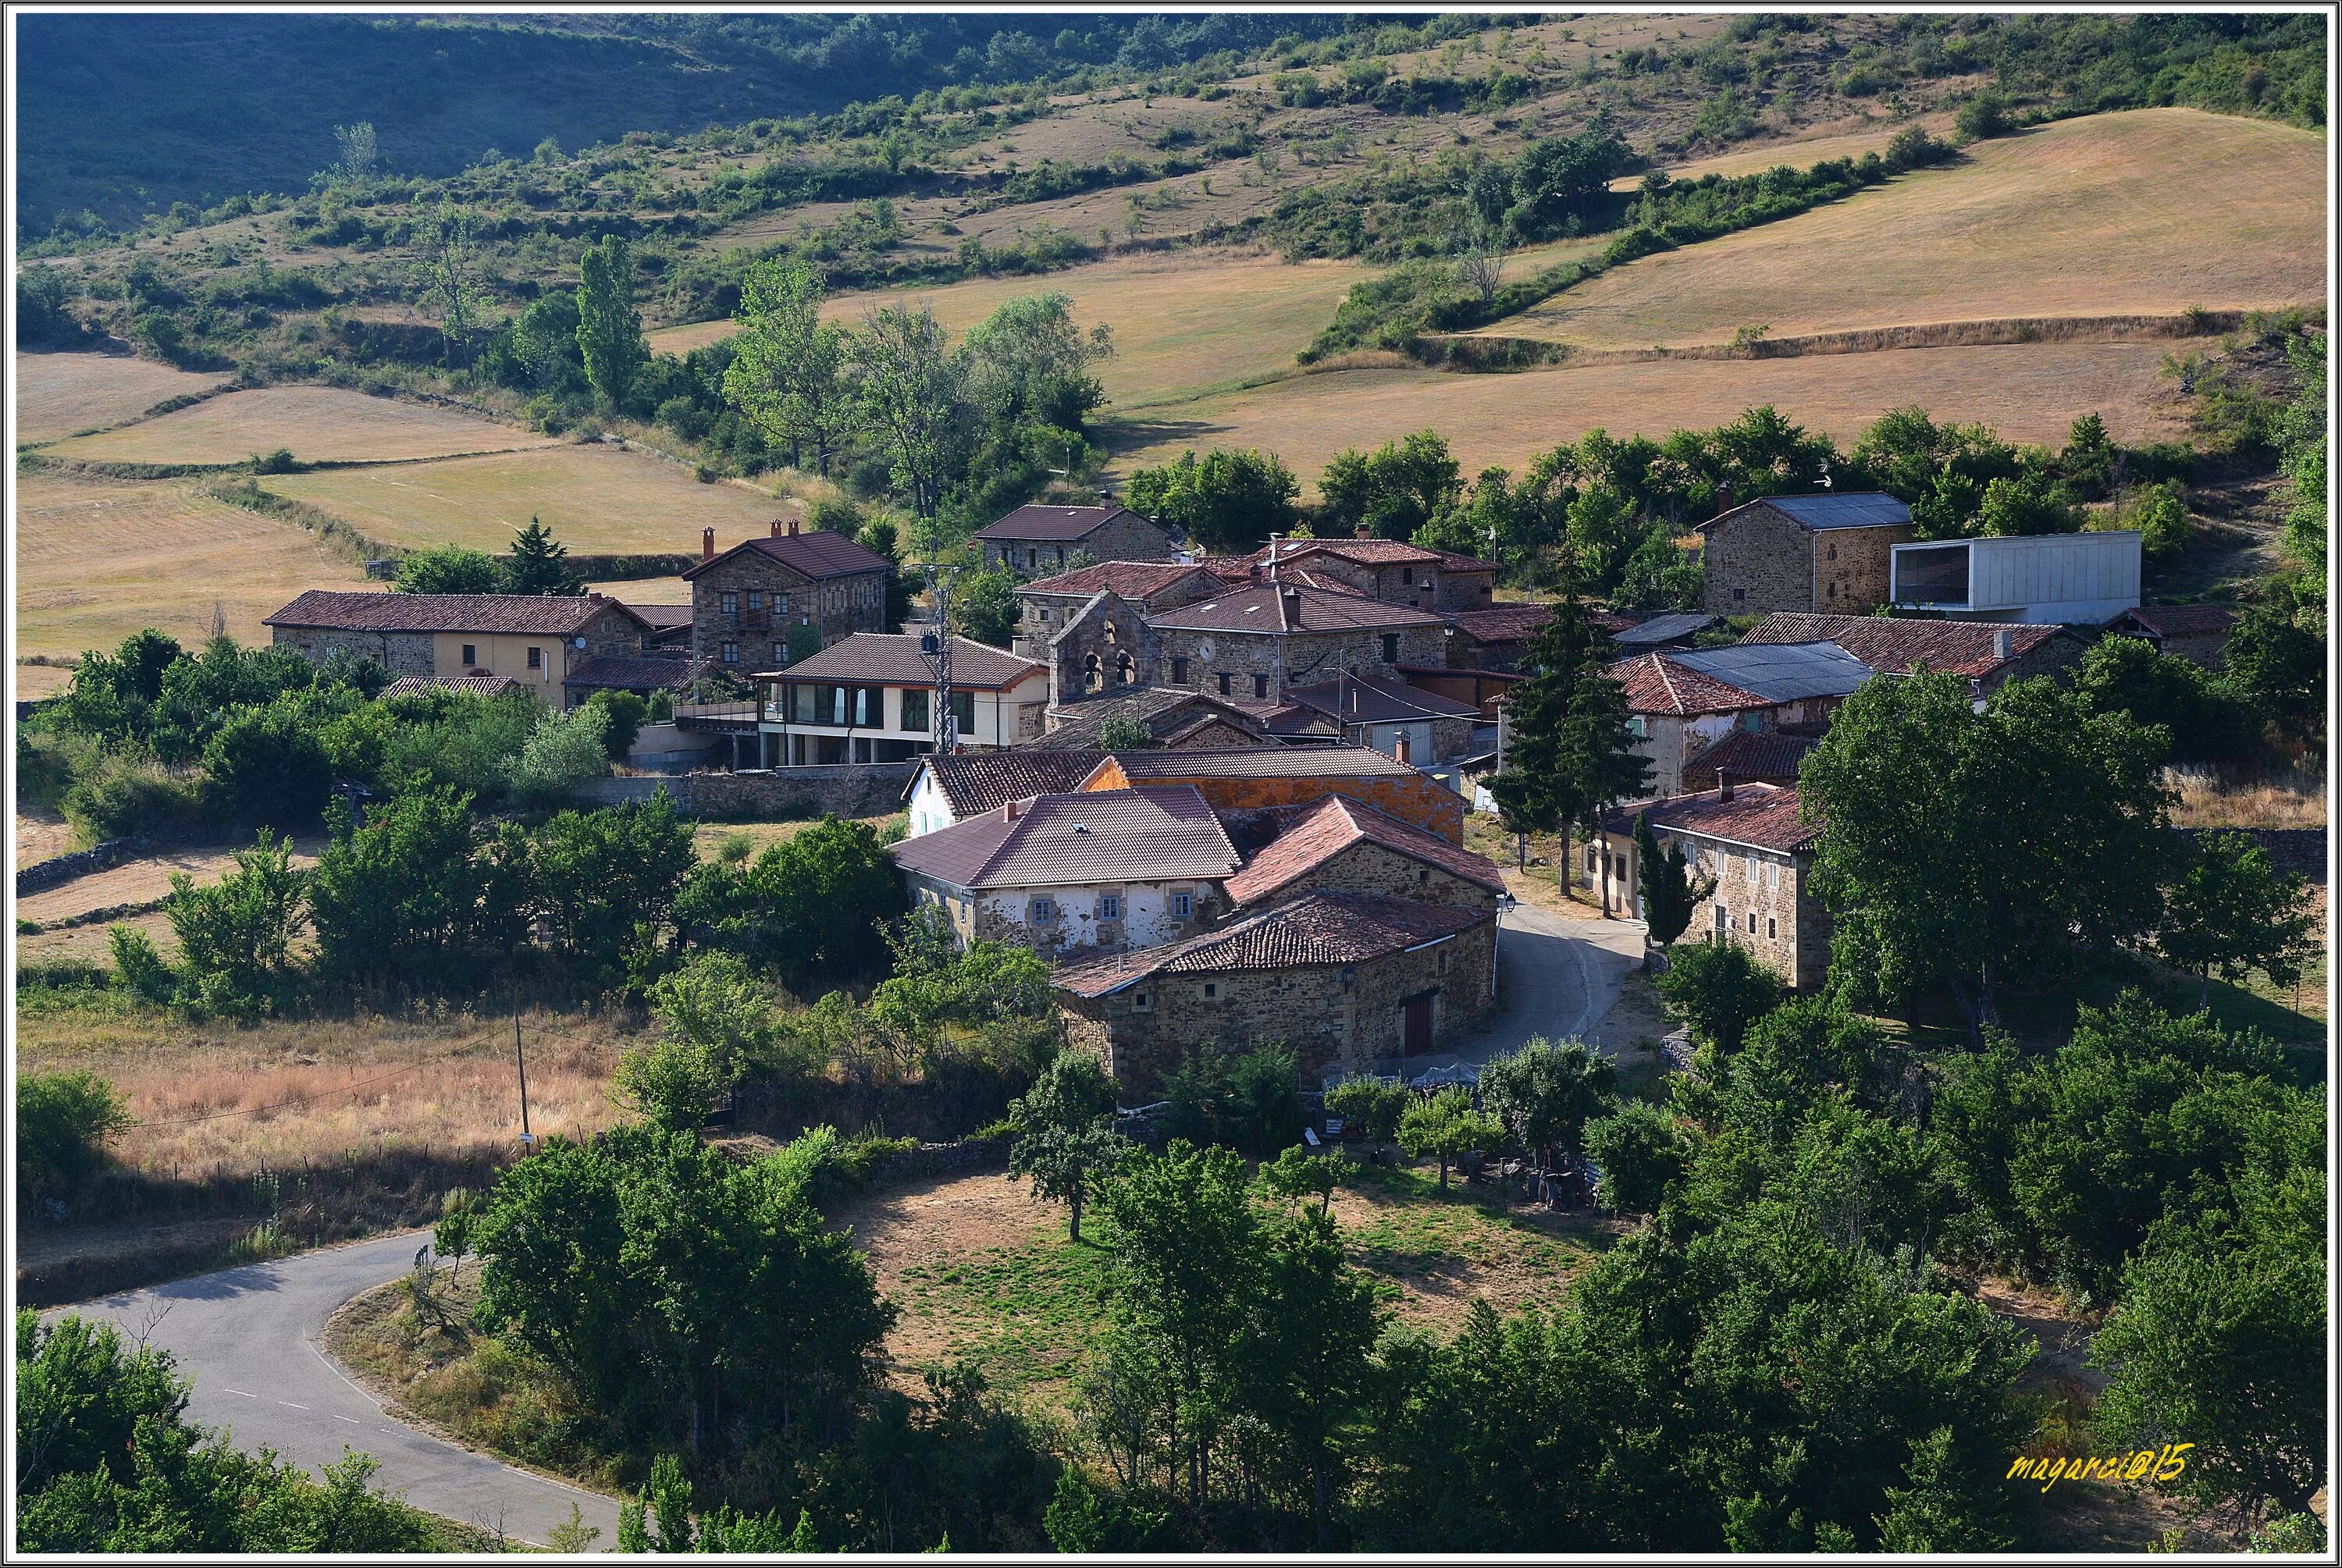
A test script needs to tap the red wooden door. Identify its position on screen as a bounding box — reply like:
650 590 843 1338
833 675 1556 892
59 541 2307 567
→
1402 994 1433 1056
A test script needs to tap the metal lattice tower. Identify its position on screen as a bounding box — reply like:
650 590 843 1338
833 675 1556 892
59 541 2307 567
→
925 562 959 753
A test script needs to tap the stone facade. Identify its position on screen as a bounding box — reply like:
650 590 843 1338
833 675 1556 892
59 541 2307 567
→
1152 623 1449 705
691 553 885 674
1701 504 1911 617
984 511 1180 573
1059 916 1496 1096
1238 838 1500 915
1045 593 1159 702
1596 823 1828 990
269 624 436 678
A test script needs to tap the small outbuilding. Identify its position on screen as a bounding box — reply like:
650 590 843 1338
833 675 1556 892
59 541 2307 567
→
1890 531 2141 624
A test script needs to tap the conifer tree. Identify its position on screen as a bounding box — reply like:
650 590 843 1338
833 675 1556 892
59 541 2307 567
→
503 516 582 596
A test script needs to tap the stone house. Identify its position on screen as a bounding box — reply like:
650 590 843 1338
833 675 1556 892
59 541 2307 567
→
975 503 1181 574
1597 780 1827 990
1607 641 1873 797
2106 605 2237 669
1251 532 1500 613
753 633 1049 766
1225 794 1505 914
1269 672 1479 763
1039 589 1160 702
1082 745 1466 844
1055 892 1496 1095
1013 561 1221 660
1678 727 1820 791
892 786 1242 958
1739 611 2088 704
1442 603 1552 672
1038 687 1266 751
1699 492 1914 617
682 520 891 674
902 750 1103 838
264 590 651 702
1142 584 1450 705
561 652 705 707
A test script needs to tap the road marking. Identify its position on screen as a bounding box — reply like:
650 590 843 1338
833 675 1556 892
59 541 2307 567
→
223 1388 258 1398
333 1414 361 1424
278 1401 308 1410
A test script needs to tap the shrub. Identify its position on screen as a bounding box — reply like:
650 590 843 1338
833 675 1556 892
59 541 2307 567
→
106 924 176 1002
507 704 611 806
59 752 200 843
1325 1076 1408 1143
1954 93 2014 140
584 690 647 760
1653 940 1785 1052
16 1071 133 1201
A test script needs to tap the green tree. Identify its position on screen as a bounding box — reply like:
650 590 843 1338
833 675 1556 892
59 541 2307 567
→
1324 1076 1408 1147
1582 1100 1693 1214
585 690 648 759
724 258 852 475
2219 601 2326 745
529 793 696 992
1801 670 2170 1044
1006 1049 1130 1243
1123 448 1301 555
507 702 610 806
1093 716 1154 750
1240 1207 1383 1546
1256 1143 1357 1217
1479 1036 1616 1168
1974 468 2080 536
845 304 969 519
1486 578 1650 901
2059 412 2116 500
951 564 1021 645
2073 628 2255 763
166 833 308 1013
16 1072 131 1202
1653 939 1784 1053
613 1034 738 1132
1632 809 1710 948
2122 480 2192 560
408 204 491 363
1319 429 1462 540
199 699 333 830
2273 329 2326 594
392 544 500 595
2154 828 2316 1008
678 815 901 992
308 787 517 989
500 515 582 596
1397 1085 1500 1191
575 235 648 411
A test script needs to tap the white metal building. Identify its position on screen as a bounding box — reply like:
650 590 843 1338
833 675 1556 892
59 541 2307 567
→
1889 531 2141 624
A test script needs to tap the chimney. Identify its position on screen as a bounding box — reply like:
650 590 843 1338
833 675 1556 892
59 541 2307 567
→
1716 769 1736 802
1393 731 1411 764
1003 798 1021 822
1280 586 1301 631
1416 584 1435 611
771 517 784 539
1992 628 2014 660
701 527 715 564
1355 524 1372 540
1714 483 1735 520
788 517 799 539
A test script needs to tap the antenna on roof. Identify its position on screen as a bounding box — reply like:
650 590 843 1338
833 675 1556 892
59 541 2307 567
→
1817 458 1833 491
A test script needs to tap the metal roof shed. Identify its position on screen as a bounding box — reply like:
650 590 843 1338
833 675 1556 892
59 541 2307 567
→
1891 532 2141 624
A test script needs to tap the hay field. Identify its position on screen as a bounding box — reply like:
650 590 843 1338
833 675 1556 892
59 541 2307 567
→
588 575 690 606
16 840 326 929
42 385 554 465
267 443 786 553
15 352 231 446
15 663 77 701
15 468 369 662
1109 340 2185 492
1488 109 2326 350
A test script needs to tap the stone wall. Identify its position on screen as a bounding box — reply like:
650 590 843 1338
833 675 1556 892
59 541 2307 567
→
1604 825 1828 989
575 762 917 820
1063 915 1496 1096
1238 838 1500 914
1821 524 1909 613
270 625 436 677
1153 623 1447 704
1048 593 1157 704
691 553 883 670
1703 507 1815 617
17 835 148 898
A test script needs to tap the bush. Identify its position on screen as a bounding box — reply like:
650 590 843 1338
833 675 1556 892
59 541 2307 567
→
507 704 611 806
584 690 648 760
1163 1040 1304 1157
107 924 176 1002
1954 93 2015 140
199 702 334 831
16 1071 132 1202
59 752 199 843
1325 1076 1408 1143
1653 940 1785 1052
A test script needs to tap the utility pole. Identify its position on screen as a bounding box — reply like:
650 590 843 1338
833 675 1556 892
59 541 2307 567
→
514 1010 533 1147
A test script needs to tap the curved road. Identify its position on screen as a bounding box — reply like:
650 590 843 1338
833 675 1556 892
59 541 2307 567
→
48 1233 622 1551
1418 896 1646 1072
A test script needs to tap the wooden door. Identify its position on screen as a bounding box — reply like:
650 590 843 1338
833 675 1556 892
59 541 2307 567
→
1401 993 1433 1056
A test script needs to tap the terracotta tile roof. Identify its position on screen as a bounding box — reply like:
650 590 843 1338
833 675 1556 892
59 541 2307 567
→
381 674 527 699
1145 583 1446 635
1256 537 1501 574
2113 606 2237 639
625 603 694 631
1283 673 1479 724
1194 555 1258 581
265 590 648 636
681 528 888 582
561 653 699 691
1742 613 2065 678
1447 603 1554 643
1600 781 1821 854
912 751 1102 818
975 503 1160 542
1042 688 1264 746
1227 795 1505 905
1020 561 1217 602
1269 567 1372 597
1606 652 1771 716
1093 743 1424 784
1679 727 1820 788
766 633 1045 690
893 786 1240 891
1055 892 1487 996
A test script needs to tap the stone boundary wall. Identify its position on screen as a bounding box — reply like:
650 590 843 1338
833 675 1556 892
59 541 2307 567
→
574 762 919 820
2175 826 2328 884
17 835 150 898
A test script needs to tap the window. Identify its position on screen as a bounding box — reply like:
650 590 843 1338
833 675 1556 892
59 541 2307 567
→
1714 903 1727 937
951 690 977 734
1828 542 1838 561
1746 853 1760 881
1217 672 1233 696
1748 910 1759 933
1438 950 1448 973
853 688 874 726
901 688 929 732
1587 847 1600 875
779 593 791 614
1628 715 1647 738
1827 581 1838 599
460 643 476 667
1418 867 1430 884
1133 991 1151 1012
1733 588 1746 603
831 686 848 724
1026 548 1038 571
1767 916 1778 938
1038 608 1051 623
1202 981 1219 999
527 645 543 670
1171 656 1190 684
721 592 739 614
1766 861 1779 890
722 641 739 665
747 591 762 611
1252 673 1269 699
1171 891 1193 919
1380 634 1400 663
1401 568 1415 587
1098 894 1122 919
775 642 788 667
1029 898 1058 923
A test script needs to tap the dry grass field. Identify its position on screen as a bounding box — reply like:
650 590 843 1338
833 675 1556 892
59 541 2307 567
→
14 351 232 446
17 810 79 869
14 663 77 701
41 385 553 466
1111 339 2186 492
266 443 787 553
1604 110 1962 190
1482 109 2327 350
14 468 370 663
16 839 325 929
587 575 690 606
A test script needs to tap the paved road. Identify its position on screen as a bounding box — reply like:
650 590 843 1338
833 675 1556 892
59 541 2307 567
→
49 1233 622 1550
1418 898 1646 1071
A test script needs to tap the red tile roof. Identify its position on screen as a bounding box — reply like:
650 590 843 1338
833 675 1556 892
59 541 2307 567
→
2114 605 2237 638
1679 727 1819 788
1020 561 1218 602
1194 555 1258 581
1600 781 1821 853
1605 652 1771 716
561 653 699 691
1093 743 1425 784
682 528 888 582
1055 891 1488 996
912 751 1103 818
767 633 1044 690
625 603 694 631
265 591 648 636
1226 795 1505 905
1739 613 2063 679
893 786 1240 890
1447 603 1554 644
975 503 1162 542
1257 538 1502 574
1145 583 1445 635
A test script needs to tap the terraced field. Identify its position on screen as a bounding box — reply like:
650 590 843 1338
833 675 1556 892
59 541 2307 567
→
41 385 554 466
14 351 233 446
